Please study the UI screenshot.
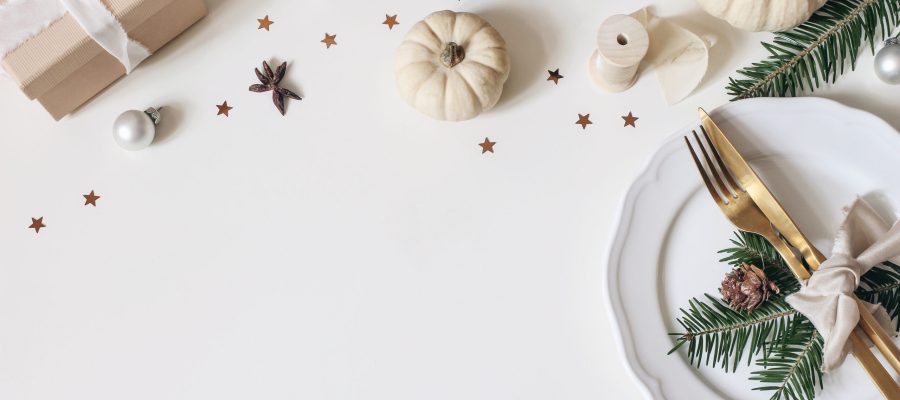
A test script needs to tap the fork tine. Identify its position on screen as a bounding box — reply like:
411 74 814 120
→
684 136 725 207
700 126 741 193
692 130 735 200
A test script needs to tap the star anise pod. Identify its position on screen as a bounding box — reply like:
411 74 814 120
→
249 60 302 115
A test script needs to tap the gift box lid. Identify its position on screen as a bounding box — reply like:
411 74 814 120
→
2 0 175 100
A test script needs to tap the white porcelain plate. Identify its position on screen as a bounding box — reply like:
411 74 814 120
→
606 97 900 400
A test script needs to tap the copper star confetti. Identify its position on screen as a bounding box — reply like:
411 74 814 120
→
83 190 100 206
547 68 563 84
29 217 45 233
383 14 399 29
321 33 337 48
622 112 639 127
216 101 233 117
479 138 496 154
258 15 274 31
576 113 592 129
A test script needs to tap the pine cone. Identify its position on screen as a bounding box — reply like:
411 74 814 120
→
720 263 780 313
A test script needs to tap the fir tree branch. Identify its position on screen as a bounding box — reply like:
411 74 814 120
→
668 231 900 399
857 261 900 329
669 232 804 372
727 0 900 99
669 294 799 372
719 232 784 268
751 317 824 400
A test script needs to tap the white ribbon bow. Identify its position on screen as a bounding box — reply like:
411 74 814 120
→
0 0 150 74
786 198 900 372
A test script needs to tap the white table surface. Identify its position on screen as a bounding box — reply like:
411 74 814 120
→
1 1 898 399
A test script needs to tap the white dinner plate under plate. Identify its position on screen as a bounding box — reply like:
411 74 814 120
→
606 97 900 400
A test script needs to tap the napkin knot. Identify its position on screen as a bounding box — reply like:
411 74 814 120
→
786 198 900 372
808 253 862 293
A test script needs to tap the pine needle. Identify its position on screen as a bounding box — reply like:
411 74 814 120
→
668 232 900 400
750 317 824 400
857 261 900 329
728 0 900 99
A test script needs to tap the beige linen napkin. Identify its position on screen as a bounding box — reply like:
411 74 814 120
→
787 198 900 372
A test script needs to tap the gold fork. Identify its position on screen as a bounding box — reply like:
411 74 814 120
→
684 129 900 399
699 107 900 378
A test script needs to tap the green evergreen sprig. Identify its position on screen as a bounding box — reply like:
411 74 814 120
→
857 261 900 329
751 317 824 400
727 0 900 100
668 231 900 400
668 294 799 372
669 232 802 372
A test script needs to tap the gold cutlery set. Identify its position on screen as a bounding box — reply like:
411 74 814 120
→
685 108 900 398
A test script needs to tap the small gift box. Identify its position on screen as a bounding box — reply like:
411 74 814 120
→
0 0 207 120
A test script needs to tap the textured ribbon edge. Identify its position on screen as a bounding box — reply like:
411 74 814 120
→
0 0 67 77
60 0 151 73
0 0 151 77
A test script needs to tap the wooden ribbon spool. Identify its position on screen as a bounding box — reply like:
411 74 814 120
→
588 14 650 92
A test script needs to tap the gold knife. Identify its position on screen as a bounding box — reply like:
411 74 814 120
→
699 109 825 266
700 107 900 394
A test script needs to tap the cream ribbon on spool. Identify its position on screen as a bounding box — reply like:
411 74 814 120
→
632 8 713 105
588 14 649 93
589 8 713 105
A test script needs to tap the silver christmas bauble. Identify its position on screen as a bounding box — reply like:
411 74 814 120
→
875 37 900 84
113 107 162 151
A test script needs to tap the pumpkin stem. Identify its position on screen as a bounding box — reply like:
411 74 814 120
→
440 42 465 68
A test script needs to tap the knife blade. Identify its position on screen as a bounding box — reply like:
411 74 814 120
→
699 107 826 268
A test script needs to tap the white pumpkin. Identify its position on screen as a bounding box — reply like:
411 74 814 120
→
696 0 826 32
395 10 511 121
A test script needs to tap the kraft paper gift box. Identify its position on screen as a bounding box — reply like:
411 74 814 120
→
1 0 207 120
